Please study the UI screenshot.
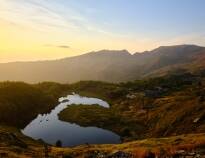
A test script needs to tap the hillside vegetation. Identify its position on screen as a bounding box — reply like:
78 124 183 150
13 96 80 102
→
0 72 205 157
0 82 58 128
59 72 205 141
1 126 205 158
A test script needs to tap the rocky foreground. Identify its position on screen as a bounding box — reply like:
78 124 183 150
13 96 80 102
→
0 126 205 158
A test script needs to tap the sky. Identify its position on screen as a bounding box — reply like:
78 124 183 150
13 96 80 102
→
0 0 205 63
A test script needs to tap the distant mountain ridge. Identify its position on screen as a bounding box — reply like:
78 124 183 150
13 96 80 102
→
0 44 205 83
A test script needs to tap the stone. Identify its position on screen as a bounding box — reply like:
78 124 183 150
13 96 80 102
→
126 94 136 99
108 151 133 158
195 154 201 158
176 150 186 155
188 152 196 156
193 118 200 123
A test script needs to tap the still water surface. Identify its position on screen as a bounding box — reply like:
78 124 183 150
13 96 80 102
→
22 94 121 147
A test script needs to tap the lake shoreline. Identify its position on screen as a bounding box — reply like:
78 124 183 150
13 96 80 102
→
22 94 121 147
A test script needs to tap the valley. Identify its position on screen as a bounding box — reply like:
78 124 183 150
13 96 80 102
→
0 71 205 157
1 0 205 156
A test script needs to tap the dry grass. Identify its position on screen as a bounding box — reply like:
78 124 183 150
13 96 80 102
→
50 133 205 158
1 125 205 157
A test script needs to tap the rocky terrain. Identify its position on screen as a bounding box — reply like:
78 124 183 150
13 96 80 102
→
0 48 205 157
1 126 205 158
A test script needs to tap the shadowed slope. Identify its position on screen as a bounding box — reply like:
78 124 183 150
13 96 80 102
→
0 45 205 83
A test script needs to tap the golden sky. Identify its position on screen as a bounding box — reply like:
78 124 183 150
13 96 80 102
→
0 0 204 63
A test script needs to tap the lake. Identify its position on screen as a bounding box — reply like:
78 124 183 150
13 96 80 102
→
22 93 121 147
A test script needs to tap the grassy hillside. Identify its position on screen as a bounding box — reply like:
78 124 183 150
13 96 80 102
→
0 72 203 134
59 72 205 141
59 104 145 140
1 125 205 158
0 72 205 157
0 82 59 128
0 80 120 128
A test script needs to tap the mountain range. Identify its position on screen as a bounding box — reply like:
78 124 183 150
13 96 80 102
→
0 44 205 83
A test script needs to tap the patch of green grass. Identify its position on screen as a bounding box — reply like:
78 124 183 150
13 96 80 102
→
59 104 119 130
58 104 145 139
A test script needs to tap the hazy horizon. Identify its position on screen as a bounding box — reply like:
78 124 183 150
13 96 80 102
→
1 0 205 63
0 44 204 64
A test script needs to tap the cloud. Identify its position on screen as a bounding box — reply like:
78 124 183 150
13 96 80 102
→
57 45 70 49
44 44 70 49
0 0 118 37
0 0 82 32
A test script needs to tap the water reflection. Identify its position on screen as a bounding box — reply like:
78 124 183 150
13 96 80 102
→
22 94 120 147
